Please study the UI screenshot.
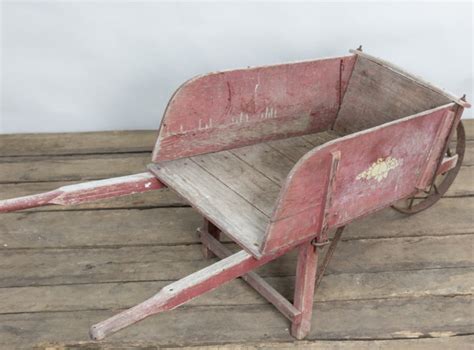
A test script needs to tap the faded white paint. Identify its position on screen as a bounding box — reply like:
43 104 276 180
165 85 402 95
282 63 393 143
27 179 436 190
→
59 172 156 193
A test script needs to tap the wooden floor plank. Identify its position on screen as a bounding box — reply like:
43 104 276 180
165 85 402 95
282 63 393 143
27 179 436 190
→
463 140 473 165
448 165 473 196
266 137 315 162
0 234 471 288
0 120 471 349
1 296 471 348
0 207 202 248
343 197 474 240
34 335 474 350
0 153 151 183
0 131 156 157
0 267 470 314
1 197 470 249
231 143 295 184
464 118 474 140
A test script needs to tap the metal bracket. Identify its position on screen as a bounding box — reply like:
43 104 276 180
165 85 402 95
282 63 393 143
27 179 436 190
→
311 238 331 248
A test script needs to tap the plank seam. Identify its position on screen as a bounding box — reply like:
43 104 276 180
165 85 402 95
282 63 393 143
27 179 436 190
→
1 265 472 289
1 293 472 316
188 158 271 219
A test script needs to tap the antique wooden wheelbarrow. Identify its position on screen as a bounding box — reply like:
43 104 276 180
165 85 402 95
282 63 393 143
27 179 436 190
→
0 49 470 340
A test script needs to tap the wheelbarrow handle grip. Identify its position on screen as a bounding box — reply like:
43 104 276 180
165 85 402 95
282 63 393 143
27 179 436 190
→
0 172 165 213
0 191 62 212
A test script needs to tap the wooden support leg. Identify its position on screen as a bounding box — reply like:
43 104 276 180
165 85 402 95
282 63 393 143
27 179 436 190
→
200 219 220 259
291 240 319 340
90 234 293 340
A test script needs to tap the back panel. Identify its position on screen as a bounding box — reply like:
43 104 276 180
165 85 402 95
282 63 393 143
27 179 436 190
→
334 56 451 135
152 55 356 162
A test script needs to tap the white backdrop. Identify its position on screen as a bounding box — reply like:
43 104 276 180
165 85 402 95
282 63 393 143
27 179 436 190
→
1 1 472 134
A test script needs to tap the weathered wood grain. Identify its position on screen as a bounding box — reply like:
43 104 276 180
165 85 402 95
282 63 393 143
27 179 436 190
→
464 119 474 139
0 130 155 157
89 244 293 341
152 56 356 162
0 120 470 159
302 131 341 147
334 57 451 134
1 296 471 347
265 105 455 255
462 140 473 165
231 143 296 184
0 207 202 248
349 49 470 108
0 131 469 213
266 137 315 162
343 197 474 239
0 172 165 213
0 267 470 314
0 120 471 348
448 165 474 196
0 234 471 288
0 153 150 183
149 160 268 256
291 242 319 339
0 197 471 249
191 151 280 216
0 182 187 211
34 335 474 350
0 162 469 213
0 142 470 186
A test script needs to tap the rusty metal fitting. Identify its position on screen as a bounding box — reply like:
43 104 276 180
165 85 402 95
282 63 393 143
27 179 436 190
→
311 238 331 248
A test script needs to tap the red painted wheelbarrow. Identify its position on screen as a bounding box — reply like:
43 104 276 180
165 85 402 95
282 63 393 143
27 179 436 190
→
1 48 470 340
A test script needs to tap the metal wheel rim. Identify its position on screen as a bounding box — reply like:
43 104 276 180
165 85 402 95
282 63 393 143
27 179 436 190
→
391 121 465 215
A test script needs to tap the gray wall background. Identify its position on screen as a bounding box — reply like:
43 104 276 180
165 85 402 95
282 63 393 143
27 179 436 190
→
1 1 472 134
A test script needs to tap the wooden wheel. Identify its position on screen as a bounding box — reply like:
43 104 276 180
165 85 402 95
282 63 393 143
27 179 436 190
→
392 121 465 215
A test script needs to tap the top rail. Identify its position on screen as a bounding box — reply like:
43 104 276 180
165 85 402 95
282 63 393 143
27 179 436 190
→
349 49 471 108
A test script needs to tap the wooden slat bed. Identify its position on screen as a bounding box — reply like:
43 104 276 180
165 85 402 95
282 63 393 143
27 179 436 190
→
150 131 341 255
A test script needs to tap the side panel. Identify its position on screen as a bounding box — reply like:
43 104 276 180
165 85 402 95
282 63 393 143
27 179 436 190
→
262 104 455 255
152 55 356 162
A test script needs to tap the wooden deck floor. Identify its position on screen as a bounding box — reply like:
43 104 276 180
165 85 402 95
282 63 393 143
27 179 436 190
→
0 121 473 349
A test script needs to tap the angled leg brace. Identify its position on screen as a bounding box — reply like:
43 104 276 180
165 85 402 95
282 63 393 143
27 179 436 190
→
90 233 294 340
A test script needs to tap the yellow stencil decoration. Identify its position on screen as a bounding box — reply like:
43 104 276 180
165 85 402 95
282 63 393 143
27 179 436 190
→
356 157 400 182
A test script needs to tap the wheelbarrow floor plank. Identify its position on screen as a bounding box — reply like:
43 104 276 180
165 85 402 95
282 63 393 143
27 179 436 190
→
150 131 341 256
191 151 280 216
149 158 269 255
230 142 296 184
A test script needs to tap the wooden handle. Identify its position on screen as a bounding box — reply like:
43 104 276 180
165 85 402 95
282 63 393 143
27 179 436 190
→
0 172 165 212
